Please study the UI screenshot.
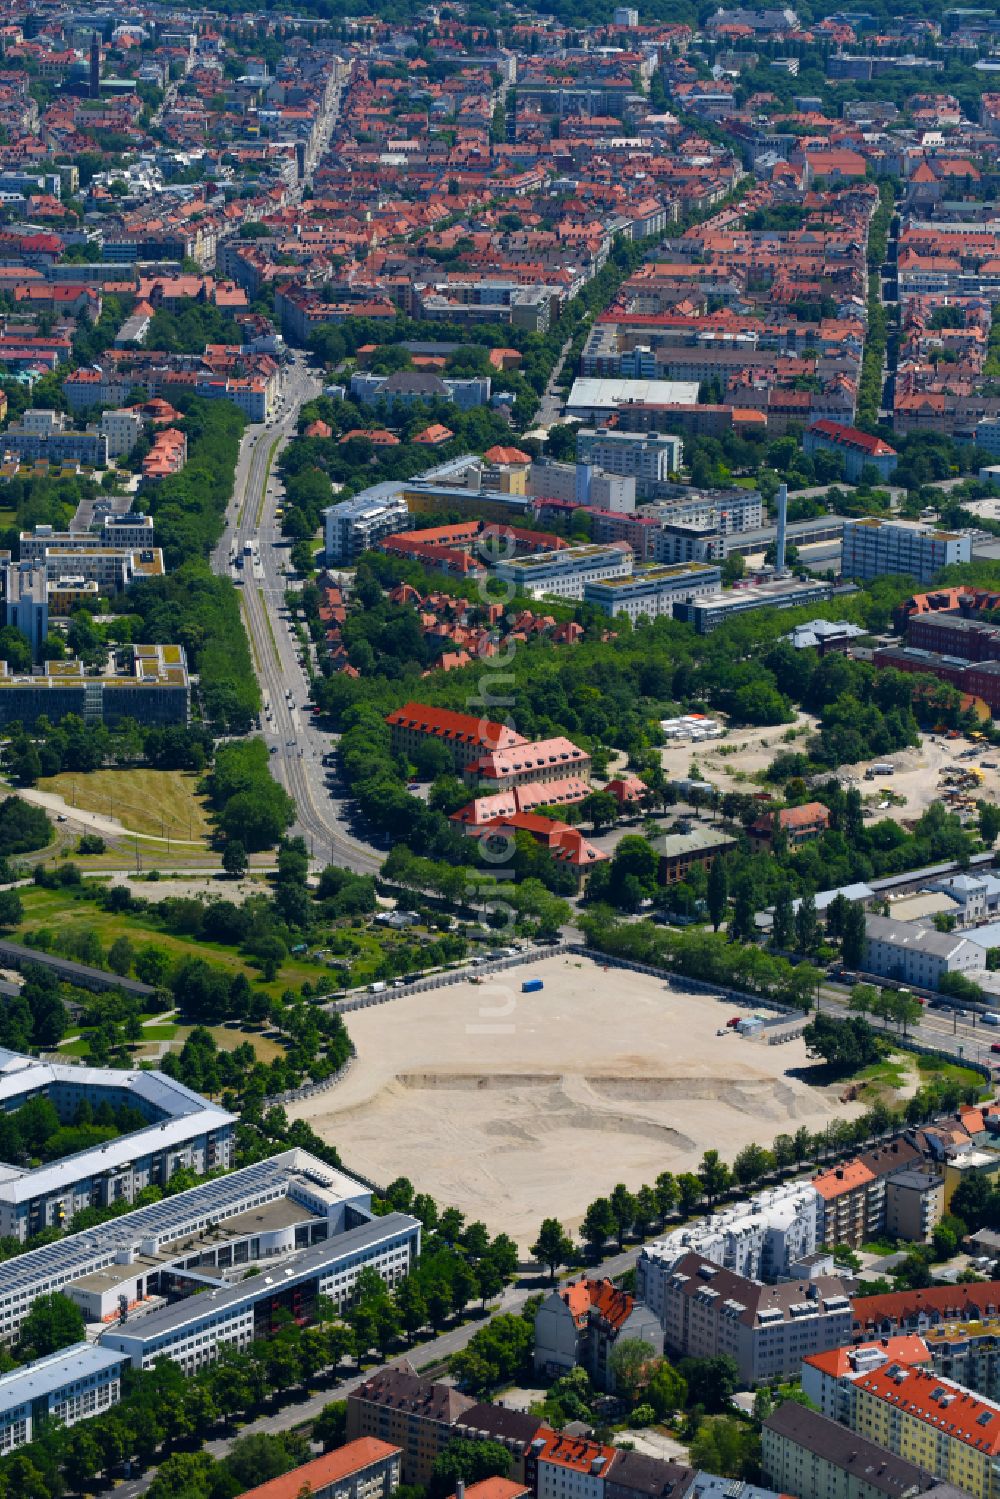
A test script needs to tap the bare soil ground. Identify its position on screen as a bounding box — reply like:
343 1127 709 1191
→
289 953 859 1244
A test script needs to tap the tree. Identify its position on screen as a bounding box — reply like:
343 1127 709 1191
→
226 1432 310 1489
580 1197 616 1257
609 1183 638 1249
698 1149 731 1206
17 1291 85 1358
532 1217 574 1282
223 839 248 878
849 983 878 1016
313 1400 348 1452
677 1173 703 1216
107 935 135 976
609 1337 656 1403
707 857 729 932
395 1276 429 1344
795 892 819 954
771 885 793 949
803 1013 881 1073
430 1440 511 1499
448 1314 533 1394
646 1358 687 1420
678 1354 740 1413
689 1416 759 1480
733 1143 774 1188
980 800 1000 847
0 889 22 928
842 902 867 969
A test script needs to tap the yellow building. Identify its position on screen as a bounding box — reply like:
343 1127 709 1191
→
852 1362 1000 1499
943 1151 1000 1213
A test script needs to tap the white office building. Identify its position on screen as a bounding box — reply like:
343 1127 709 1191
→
0 1344 127 1454
0 1148 415 1347
101 1210 420 1374
0 1047 234 1245
863 914 987 989
841 518 971 584
584 562 721 620
493 543 633 599
323 486 412 563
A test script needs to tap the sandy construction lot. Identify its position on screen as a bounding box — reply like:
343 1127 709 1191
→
658 712 818 797
290 955 857 1244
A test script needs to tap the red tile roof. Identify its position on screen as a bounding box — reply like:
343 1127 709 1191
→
236 1439 401 1499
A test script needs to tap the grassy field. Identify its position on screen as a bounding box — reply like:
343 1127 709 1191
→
15 885 325 998
855 1050 988 1106
36 769 214 843
130 1022 284 1065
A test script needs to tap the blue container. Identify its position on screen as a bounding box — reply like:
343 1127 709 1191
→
521 978 544 993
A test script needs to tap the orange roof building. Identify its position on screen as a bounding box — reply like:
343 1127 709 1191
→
235 1438 402 1499
386 701 528 771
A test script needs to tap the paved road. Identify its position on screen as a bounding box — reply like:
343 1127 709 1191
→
816 982 999 1073
211 368 380 874
537 335 574 428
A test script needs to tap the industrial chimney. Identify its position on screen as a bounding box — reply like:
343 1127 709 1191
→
775 482 788 576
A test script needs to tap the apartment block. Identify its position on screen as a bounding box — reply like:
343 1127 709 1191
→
346 1364 475 1485
801 1338 932 1423
640 1182 821 1295
235 1438 402 1499
654 828 738 886
762 1401 938 1499
852 1283 1000 1342
575 428 684 495
654 1251 851 1384
323 486 412 562
0 1344 126 1454
813 1139 923 1250
534 1278 663 1392
803 421 898 483
851 1364 1000 1499
535 1431 617 1499
842 518 971 584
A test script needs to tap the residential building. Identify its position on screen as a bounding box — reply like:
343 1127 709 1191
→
654 828 738 886
450 1483 530 1499
468 737 592 792
800 1338 932 1423
0 646 190 730
98 408 144 459
638 1182 822 1294
102 1212 420 1374
652 1251 851 1384
803 421 899 483
583 563 722 622
323 487 412 562
761 1401 939 1499
813 1139 923 1250
350 371 490 411
492 543 633 600
841 519 971 585
2 562 47 661
535 1431 617 1499
943 1151 1000 1213
672 578 835 632
2 409 107 467
749 802 831 853
452 1408 545 1487
0 1046 234 1244
386 702 527 773
0 1344 126 1454
346 1363 475 1485
852 1283 1000 1341
884 1169 945 1244
862 915 988 990
533 1278 663 1391
851 1364 1000 1499
605 1452 694 1499
575 428 684 496
234 1439 402 1499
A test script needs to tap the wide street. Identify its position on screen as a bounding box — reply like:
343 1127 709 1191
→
211 370 380 874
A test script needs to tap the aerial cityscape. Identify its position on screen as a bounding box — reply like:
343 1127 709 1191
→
10 4 1000 1499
